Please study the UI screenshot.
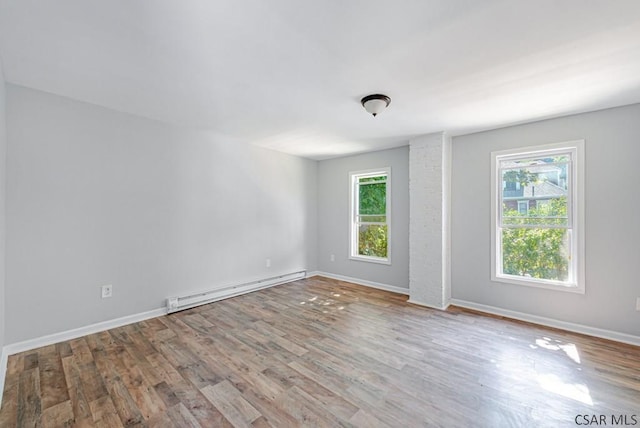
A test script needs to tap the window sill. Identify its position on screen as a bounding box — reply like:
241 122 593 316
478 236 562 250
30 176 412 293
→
349 255 391 265
492 274 584 294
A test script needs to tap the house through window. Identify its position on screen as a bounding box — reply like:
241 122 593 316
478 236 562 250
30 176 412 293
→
491 141 585 292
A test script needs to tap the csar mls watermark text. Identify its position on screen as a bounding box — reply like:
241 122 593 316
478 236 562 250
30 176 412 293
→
575 414 638 426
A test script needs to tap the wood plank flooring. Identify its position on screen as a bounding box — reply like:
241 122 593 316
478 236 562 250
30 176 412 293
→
1 276 639 427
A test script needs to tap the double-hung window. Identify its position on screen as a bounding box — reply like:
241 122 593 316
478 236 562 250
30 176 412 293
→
349 168 390 264
491 141 584 292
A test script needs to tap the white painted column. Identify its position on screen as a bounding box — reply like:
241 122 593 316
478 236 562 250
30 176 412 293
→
409 132 451 309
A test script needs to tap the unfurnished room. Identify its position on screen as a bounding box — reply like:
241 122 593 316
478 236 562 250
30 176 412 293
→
0 1 639 427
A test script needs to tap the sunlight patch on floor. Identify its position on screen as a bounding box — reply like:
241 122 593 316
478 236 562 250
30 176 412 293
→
532 337 581 364
537 373 593 405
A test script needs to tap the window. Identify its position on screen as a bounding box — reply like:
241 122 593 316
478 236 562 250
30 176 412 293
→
349 168 390 264
517 201 529 215
491 141 585 292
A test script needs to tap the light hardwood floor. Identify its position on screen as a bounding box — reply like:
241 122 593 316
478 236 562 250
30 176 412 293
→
1 276 639 427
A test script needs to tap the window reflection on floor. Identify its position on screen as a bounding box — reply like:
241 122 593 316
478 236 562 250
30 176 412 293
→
537 373 593 405
530 337 592 405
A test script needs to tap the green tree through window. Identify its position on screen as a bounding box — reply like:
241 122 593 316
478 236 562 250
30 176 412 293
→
502 197 569 281
350 170 390 261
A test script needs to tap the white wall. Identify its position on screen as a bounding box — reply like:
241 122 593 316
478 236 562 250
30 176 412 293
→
5 85 317 344
317 147 409 289
0 65 6 351
451 103 640 336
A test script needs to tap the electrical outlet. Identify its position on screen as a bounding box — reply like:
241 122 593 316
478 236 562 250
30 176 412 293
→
636 297 640 311
101 284 113 299
330 254 335 262
266 258 271 268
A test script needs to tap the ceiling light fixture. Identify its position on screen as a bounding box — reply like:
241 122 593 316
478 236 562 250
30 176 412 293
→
361 94 391 117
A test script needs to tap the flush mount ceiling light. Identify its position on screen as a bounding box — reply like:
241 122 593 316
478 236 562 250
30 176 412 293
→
361 94 391 117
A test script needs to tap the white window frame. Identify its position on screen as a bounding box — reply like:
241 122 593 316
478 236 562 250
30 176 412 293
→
349 168 391 264
491 140 585 293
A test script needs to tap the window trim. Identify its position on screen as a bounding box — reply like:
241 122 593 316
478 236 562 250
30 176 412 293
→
349 167 391 265
490 140 585 293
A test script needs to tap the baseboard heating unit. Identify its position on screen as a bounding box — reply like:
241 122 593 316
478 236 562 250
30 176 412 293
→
166 270 307 314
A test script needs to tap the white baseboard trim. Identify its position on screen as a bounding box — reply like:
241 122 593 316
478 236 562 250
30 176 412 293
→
0 346 8 407
307 271 410 296
407 299 450 311
450 299 640 347
3 307 167 357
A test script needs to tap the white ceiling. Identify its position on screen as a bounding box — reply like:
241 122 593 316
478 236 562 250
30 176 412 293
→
1 1 639 160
